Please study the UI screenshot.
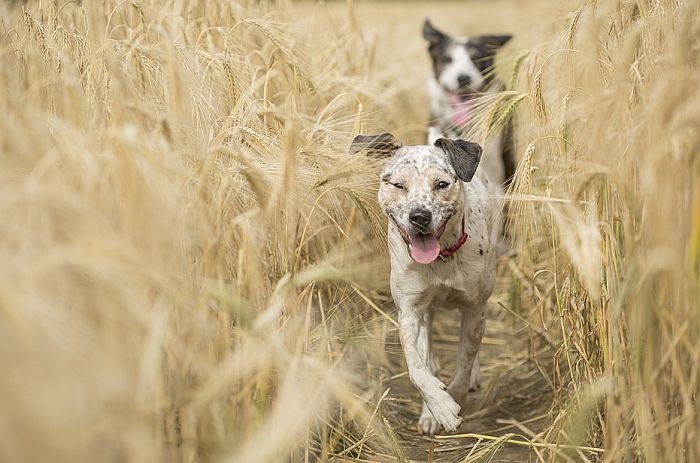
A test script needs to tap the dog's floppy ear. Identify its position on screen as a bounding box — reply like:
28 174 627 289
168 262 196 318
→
435 138 482 182
350 133 402 158
477 34 512 50
423 19 447 45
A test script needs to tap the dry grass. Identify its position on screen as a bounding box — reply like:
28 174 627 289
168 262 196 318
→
505 2 700 461
0 0 698 462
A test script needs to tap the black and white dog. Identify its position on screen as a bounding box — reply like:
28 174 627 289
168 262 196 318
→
423 20 515 188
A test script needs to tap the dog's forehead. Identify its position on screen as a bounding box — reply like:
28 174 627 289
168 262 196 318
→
434 39 476 65
435 38 465 55
382 146 453 176
442 36 487 54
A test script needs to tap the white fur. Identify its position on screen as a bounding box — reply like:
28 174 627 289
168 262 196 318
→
438 41 485 93
479 135 505 188
381 146 500 434
426 125 444 145
427 78 450 130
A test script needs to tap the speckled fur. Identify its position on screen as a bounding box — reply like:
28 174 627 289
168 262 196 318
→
378 142 501 435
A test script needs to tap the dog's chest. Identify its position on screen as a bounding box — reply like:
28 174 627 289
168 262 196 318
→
390 241 495 311
395 268 490 312
425 265 487 310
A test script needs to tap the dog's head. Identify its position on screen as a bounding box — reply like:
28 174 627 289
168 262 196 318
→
423 19 511 99
351 133 482 264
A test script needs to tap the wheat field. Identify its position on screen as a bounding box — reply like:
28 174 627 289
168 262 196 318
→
1 0 698 462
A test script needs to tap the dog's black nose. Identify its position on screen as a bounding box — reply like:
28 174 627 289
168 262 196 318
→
457 74 472 87
409 209 432 231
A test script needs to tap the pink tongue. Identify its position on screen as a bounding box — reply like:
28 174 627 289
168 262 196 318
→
447 94 472 126
409 234 441 264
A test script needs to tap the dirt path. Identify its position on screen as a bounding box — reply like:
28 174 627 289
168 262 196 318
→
379 281 554 462
288 3 572 460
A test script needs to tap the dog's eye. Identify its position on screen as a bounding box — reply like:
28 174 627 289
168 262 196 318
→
436 181 450 190
391 182 405 190
441 57 453 64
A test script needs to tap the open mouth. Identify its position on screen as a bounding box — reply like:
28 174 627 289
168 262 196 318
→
447 89 475 102
446 92 474 126
391 216 450 264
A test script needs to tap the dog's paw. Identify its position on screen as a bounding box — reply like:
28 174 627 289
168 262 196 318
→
411 371 462 432
424 388 462 433
417 403 440 435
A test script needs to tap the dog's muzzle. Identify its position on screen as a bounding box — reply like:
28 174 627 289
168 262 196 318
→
391 214 452 265
409 208 432 232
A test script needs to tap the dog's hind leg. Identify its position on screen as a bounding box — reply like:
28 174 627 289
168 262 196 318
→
448 304 486 407
469 355 481 391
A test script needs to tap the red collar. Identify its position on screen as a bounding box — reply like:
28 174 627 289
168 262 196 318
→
439 215 468 260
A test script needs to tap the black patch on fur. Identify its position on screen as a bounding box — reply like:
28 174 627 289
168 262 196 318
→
434 138 482 182
477 34 513 49
423 19 452 79
501 116 516 188
466 34 512 85
350 133 402 158
423 19 448 45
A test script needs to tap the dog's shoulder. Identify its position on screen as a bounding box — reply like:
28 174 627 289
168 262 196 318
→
466 170 496 204
463 172 501 240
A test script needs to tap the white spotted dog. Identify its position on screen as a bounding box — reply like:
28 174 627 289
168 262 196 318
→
423 19 515 190
350 134 500 435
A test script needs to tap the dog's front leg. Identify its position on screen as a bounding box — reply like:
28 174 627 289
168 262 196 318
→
415 310 442 434
398 307 461 433
448 304 486 407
